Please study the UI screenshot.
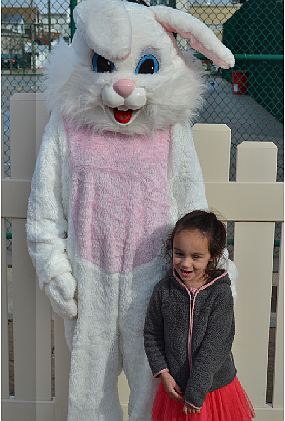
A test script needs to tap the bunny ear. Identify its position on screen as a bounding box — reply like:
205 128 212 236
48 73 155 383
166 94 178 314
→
151 6 234 69
74 0 132 60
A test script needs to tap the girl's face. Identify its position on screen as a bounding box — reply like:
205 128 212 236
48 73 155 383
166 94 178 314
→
173 229 212 288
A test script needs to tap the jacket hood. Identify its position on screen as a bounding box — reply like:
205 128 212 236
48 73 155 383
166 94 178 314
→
172 268 231 290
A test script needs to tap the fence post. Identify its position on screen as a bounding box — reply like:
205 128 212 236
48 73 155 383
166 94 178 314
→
54 314 70 421
233 142 277 409
118 371 130 420
1 111 9 400
192 124 231 183
273 223 284 408
9 94 52 404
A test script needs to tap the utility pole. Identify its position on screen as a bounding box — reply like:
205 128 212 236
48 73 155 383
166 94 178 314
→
70 0 77 41
48 0 51 51
30 0 36 72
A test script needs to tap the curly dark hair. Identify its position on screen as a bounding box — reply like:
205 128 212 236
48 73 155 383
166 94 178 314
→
166 210 227 277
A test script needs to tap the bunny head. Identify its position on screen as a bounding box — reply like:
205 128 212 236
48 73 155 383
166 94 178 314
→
44 0 234 135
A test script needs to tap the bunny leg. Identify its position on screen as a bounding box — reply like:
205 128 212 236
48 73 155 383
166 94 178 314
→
67 271 124 421
119 267 162 421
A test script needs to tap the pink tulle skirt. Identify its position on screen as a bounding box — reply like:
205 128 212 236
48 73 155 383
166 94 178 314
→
152 377 255 421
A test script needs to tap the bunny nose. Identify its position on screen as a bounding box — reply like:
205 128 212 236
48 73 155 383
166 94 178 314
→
113 79 135 98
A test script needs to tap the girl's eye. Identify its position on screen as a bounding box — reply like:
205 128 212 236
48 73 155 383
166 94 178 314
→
193 255 200 260
135 54 159 74
175 252 183 257
92 53 114 73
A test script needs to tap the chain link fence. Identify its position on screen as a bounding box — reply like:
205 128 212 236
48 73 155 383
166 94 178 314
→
2 1 283 246
2 0 283 176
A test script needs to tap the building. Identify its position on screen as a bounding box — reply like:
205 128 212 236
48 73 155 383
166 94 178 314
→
38 12 70 45
1 7 69 69
1 7 39 55
187 2 241 41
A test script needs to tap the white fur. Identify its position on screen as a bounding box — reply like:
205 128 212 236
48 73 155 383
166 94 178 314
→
44 0 235 135
74 0 132 60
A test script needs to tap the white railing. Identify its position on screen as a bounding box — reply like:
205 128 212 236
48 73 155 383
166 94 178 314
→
1 93 284 421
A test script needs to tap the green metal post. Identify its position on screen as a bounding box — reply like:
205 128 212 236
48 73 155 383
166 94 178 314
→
193 54 284 61
70 0 77 41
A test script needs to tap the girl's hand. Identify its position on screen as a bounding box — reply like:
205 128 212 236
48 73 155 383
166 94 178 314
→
183 402 201 414
159 372 184 402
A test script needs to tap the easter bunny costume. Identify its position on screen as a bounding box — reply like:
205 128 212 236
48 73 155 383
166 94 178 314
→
26 1 237 420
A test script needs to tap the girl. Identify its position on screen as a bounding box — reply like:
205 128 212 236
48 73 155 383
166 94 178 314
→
144 210 255 421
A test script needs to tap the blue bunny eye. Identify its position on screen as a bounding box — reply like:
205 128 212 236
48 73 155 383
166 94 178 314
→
135 54 159 74
92 53 114 73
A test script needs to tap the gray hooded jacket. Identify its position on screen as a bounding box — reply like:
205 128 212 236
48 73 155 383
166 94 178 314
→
144 269 237 409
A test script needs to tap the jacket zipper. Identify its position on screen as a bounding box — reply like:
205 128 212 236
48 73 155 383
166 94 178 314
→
172 268 228 375
188 291 194 371
188 289 199 373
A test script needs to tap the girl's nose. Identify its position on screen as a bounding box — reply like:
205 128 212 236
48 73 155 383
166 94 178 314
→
113 79 135 98
181 258 193 269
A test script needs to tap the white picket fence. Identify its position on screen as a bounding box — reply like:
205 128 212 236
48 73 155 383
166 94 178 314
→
1 93 284 421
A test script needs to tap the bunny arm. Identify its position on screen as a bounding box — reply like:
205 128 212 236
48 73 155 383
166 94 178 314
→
170 121 237 303
170 121 208 216
26 114 75 293
45 274 78 319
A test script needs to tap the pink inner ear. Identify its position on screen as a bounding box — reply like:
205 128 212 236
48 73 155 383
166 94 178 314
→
156 18 231 69
187 33 230 69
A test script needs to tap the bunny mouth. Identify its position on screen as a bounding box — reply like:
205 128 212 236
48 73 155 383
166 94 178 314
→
105 105 140 126
114 108 133 124
112 107 141 125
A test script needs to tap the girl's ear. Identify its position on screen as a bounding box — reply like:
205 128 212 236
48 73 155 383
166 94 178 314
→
206 258 216 276
209 253 220 262
151 5 234 69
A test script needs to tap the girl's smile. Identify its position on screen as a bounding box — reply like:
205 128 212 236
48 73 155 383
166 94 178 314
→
173 229 212 289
